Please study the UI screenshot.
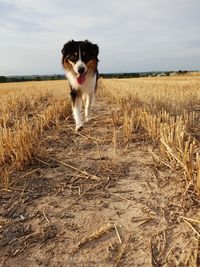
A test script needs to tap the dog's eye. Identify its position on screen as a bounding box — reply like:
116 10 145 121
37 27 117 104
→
68 54 78 62
74 52 78 56
82 54 90 62
82 51 86 56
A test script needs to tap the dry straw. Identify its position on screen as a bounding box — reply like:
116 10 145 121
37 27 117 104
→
0 81 71 186
101 74 200 195
77 223 114 248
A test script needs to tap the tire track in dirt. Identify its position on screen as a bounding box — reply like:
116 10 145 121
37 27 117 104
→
0 87 199 266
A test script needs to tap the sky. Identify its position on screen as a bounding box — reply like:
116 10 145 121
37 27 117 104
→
0 0 200 75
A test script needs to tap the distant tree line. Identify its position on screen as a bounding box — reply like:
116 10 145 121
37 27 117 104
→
0 73 140 83
100 73 140 79
0 70 191 83
0 75 65 83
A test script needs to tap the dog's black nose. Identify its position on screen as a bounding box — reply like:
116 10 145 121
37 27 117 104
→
78 67 85 74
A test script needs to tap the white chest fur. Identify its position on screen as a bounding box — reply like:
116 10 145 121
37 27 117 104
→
65 71 96 94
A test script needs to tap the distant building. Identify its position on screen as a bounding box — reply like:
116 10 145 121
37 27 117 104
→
169 72 178 76
157 73 166 77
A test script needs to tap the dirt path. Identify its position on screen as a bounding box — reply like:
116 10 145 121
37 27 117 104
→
0 89 199 266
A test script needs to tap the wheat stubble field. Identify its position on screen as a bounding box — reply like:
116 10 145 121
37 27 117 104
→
0 74 200 266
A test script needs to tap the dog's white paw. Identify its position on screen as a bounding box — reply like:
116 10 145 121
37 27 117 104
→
76 124 84 132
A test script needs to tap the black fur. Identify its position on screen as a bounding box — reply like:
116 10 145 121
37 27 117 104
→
61 39 99 66
70 88 78 105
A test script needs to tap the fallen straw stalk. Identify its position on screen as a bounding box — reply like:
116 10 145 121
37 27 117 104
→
77 223 114 248
48 156 102 181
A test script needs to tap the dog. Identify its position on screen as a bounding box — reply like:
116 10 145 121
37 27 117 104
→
61 40 99 131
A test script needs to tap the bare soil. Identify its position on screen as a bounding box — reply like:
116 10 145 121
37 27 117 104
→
1 89 200 267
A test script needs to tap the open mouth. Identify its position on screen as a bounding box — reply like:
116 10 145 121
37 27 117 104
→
77 72 87 85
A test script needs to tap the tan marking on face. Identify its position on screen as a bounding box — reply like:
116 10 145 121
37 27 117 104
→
63 59 76 74
86 59 98 75
68 59 76 68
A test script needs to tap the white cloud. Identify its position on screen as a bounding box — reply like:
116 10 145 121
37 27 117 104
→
0 0 200 75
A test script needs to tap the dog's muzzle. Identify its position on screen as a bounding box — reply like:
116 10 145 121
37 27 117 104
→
78 66 85 74
75 60 87 85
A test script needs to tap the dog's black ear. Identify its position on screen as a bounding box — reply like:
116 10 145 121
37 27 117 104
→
92 44 99 59
61 40 74 55
61 45 66 55
61 43 68 55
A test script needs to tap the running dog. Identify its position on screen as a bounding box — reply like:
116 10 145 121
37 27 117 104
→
61 40 99 131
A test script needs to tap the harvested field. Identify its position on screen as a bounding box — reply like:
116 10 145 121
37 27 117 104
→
0 75 200 266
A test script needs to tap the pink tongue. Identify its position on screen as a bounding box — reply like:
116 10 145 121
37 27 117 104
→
77 74 86 85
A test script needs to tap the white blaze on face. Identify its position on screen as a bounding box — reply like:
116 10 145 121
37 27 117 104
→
72 46 87 85
79 46 81 60
74 46 87 74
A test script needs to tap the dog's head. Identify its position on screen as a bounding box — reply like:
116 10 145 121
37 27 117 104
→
61 40 99 85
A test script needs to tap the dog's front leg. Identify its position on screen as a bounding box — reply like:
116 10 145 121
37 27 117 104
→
73 97 83 131
85 93 94 122
71 90 83 131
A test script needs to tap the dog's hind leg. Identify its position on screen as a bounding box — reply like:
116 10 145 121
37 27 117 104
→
85 93 94 122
